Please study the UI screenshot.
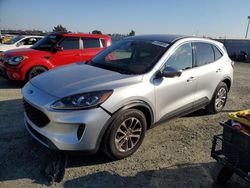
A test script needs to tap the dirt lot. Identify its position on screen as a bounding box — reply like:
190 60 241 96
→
0 63 249 188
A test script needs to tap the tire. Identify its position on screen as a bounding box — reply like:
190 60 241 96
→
27 66 48 81
206 82 228 114
210 162 233 184
102 109 147 160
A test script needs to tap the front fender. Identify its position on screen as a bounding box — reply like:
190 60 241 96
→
94 100 154 152
18 58 54 80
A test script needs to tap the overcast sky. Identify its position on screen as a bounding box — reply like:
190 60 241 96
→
0 0 250 38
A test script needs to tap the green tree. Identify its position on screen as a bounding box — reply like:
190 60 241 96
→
53 25 67 32
129 30 135 36
92 30 102 34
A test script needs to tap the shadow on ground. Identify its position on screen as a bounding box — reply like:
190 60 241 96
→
64 162 249 188
0 77 24 89
0 99 51 185
0 99 111 186
0 100 249 187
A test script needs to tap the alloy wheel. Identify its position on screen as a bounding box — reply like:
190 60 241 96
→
215 87 227 110
114 117 142 152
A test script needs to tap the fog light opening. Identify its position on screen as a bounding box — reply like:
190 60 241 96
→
77 124 85 141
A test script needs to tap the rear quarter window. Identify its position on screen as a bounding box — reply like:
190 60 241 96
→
83 38 101 48
212 45 223 60
100 39 106 47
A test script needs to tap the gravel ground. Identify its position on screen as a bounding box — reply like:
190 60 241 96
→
0 63 249 188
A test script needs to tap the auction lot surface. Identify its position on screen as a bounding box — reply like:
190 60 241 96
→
0 63 250 188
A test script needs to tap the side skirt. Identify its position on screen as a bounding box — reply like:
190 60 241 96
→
151 97 210 128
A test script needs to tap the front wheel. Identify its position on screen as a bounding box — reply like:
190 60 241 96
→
27 66 48 81
206 82 228 114
102 109 147 160
210 162 233 184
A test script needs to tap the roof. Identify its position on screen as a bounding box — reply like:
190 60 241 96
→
49 32 110 39
21 35 44 38
125 34 187 43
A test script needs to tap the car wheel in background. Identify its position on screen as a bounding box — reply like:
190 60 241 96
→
27 66 48 81
103 109 147 160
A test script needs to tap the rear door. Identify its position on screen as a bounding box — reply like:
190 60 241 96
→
81 38 104 61
192 42 224 103
154 42 198 121
50 37 83 67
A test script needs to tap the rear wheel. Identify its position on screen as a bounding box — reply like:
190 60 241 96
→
103 109 147 160
206 82 228 114
27 66 48 81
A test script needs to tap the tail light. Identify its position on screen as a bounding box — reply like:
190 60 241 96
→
107 40 111 47
231 61 235 69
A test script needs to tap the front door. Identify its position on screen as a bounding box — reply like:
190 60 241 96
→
51 37 83 67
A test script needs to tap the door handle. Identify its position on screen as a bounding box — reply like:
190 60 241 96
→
216 68 222 73
187 76 196 82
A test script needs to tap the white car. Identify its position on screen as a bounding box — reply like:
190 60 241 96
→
0 35 43 52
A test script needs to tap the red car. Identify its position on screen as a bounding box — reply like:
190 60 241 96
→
0 32 111 81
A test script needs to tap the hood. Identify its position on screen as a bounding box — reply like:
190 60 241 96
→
3 48 49 57
30 63 143 98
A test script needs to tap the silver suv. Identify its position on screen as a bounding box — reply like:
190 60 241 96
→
22 35 233 159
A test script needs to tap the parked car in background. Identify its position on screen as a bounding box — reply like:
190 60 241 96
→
0 32 111 81
22 34 234 159
0 35 43 52
0 34 16 44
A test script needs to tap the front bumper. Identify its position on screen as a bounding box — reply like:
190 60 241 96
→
0 61 23 80
4 65 23 80
22 82 111 152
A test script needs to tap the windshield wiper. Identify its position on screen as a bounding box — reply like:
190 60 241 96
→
89 61 134 75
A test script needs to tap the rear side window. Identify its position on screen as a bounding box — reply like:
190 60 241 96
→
194 42 214 66
60 37 80 50
83 38 101 48
212 45 223 60
165 43 193 70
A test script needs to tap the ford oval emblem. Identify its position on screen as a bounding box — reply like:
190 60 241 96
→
28 90 33 94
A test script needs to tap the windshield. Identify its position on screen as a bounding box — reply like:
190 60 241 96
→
31 35 63 51
4 36 24 44
89 40 168 74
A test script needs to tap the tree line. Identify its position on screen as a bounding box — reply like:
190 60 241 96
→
53 24 135 36
1 24 135 36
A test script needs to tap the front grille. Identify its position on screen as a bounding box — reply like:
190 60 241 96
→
23 99 50 127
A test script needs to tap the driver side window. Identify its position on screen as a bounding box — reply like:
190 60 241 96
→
165 43 193 70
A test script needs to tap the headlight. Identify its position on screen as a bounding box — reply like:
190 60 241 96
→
50 90 113 110
6 56 27 65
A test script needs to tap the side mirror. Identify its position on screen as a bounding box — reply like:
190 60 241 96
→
16 42 21 47
53 45 64 52
161 66 182 78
